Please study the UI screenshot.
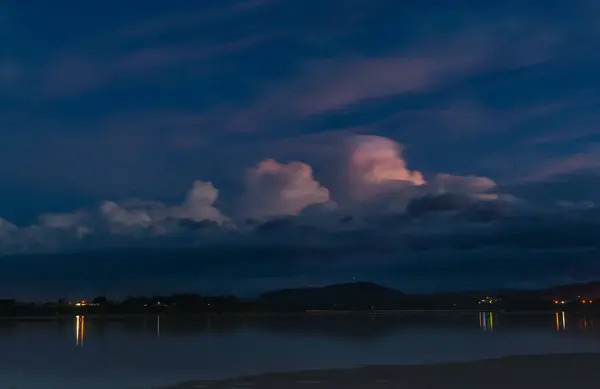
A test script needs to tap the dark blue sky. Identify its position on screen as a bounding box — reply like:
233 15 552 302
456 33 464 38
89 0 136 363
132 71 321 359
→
2 0 599 220
1 1 600 295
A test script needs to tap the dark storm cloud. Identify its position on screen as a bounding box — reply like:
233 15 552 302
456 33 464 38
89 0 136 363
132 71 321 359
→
506 171 600 207
2 206 600 298
407 193 474 216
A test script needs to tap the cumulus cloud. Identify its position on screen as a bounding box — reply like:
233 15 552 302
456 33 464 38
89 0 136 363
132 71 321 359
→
350 136 425 186
506 171 600 207
3 132 600 295
96 180 228 231
0 134 581 258
428 174 496 195
341 135 498 214
0 218 17 233
8 180 230 252
39 211 87 229
0 218 18 251
241 159 332 219
346 135 425 202
407 193 473 216
405 192 513 224
99 201 154 232
0 134 506 254
171 181 229 223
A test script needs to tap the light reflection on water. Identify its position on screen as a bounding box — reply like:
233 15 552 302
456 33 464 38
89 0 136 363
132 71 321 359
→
2 312 600 389
75 315 84 346
479 312 495 331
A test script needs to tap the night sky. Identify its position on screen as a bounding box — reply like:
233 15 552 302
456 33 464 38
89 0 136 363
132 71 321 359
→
1 0 600 297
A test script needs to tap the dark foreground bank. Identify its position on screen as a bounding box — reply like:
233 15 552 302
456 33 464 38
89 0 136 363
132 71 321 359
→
159 353 600 389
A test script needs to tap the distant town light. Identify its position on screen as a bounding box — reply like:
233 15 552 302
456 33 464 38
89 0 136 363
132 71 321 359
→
74 300 99 307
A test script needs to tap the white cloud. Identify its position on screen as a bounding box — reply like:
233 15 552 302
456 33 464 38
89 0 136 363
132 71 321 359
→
0 218 18 250
0 218 17 233
39 210 88 229
340 135 498 213
100 201 154 232
0 136 504 253
174 181 228 223
350 136 425 185
429 173 496 195
33 180 228 239
241 159 332 219
344 135 425 204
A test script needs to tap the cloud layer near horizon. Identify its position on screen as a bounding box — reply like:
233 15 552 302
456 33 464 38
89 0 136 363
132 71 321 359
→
0 135 506 253
1 134 600 297
1 133 593 257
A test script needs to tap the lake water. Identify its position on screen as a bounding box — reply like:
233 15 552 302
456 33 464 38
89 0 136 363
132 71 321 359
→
2 312 600 389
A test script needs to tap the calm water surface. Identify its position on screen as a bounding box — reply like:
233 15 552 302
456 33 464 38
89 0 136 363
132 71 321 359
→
1 312 600 389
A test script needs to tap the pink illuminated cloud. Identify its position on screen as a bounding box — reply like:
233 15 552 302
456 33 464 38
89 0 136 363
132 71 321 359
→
241 159 331 219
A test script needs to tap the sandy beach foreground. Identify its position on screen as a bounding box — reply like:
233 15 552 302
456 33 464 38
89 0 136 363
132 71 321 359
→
160 354 600 388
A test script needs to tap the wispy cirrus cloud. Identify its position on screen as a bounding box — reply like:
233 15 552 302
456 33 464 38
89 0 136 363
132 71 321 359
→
212 21 566 135
40 34 268 98
0 0 277 101
522 147 600 182
0 110 219 199
0 59 19 88
289 26 561 116
112 0 275 41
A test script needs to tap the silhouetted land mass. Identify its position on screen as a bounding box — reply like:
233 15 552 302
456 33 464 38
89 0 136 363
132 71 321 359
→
2 281 600 317
257 282 406 310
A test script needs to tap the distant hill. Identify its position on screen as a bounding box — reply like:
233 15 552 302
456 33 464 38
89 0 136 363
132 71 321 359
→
258 280 600 312
502 281 600 300
258 282 406 310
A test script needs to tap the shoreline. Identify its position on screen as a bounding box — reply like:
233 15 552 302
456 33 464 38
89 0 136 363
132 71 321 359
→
0 309 588 321
159 353 600 388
